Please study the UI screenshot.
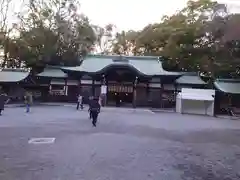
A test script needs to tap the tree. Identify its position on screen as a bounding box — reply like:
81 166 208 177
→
204 10 240 78
0 0 20 67
135 0 221 71
0 0 14 32
14 0 97 68
93 24 116 54
118 0 239 78
112 30 139 55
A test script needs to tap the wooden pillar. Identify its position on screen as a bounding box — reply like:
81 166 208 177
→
146 81 149 106
133 89 136 108
106 79 108 106
47 78 52 102
174 83 177 94
49 80 52 93
78 75 82 95
64 78 68 96
101 74 107 107
180 91 183 114
160 80 164 108
133 76 138 108
174 83 178 112
92 78 95 96
228 94 232 107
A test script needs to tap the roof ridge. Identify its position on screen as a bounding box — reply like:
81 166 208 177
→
216 78 240 83
45 65 63 69
184 72 199 76
1 68 30 72
86 54 160 61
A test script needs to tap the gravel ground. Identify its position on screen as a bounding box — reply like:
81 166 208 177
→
0 106 240 180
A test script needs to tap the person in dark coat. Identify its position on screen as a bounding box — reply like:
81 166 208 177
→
88 96 93 119
89 97 101 127
0 92 9 115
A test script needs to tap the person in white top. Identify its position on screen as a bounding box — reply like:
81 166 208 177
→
76 94 83 110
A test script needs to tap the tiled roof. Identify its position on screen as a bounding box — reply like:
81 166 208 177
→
0 69 29 82
37 66 67 78
214 79 240 94
62 55 182 76
175 74 207 85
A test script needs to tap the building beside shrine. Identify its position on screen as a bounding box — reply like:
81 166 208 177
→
0 54 240 113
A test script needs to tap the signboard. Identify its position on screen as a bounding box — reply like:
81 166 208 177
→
108 85 133 93
101 85 107 94
49 90 65 96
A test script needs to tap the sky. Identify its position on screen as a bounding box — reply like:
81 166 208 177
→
7 0 240 31
79 0 240 31
79 0 187 31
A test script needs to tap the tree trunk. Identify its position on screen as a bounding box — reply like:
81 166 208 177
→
1 53 7 68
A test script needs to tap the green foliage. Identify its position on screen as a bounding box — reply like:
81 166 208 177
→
111 0 240 78
3 0 97 68
93 24 115 54
112 30 139 55
1 0 240 79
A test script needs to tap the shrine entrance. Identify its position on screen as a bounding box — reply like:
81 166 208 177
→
107 84 134 107
103 66 138 107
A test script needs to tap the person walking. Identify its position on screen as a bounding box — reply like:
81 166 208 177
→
24 92 32 113
88 96 93 119
0 92 9 116
76 94 83 110
89 97 101 127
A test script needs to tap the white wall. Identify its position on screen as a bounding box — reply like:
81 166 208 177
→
181 99 214 116
182 88 215 97
176 88 215 116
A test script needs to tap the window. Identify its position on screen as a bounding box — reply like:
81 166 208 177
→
49 85 66 96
